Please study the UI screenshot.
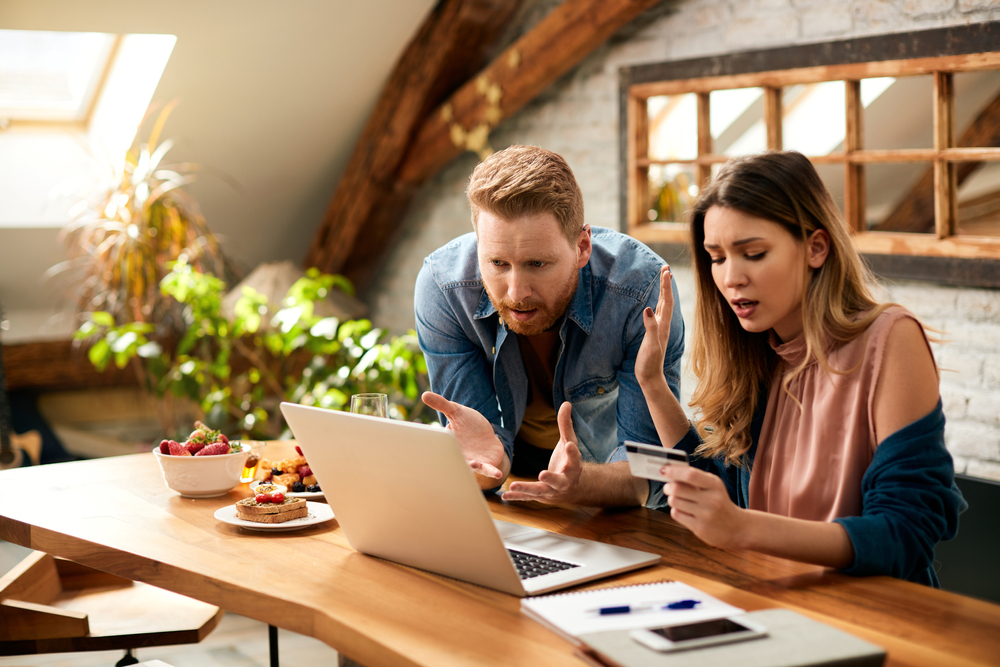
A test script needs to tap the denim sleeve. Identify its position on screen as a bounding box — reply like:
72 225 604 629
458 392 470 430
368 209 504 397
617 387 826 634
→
413 261 515 464
834 402 966 585
609 272 685 508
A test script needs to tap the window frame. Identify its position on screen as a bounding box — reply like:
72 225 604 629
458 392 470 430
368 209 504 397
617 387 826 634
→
0 31 122 130
619 21 1000 287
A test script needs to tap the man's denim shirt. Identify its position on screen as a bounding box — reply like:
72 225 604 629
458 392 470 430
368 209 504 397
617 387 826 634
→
414 226 685 500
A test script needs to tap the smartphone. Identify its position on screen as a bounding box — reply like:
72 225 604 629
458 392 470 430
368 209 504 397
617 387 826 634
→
629 616 768 653
624 441 689 482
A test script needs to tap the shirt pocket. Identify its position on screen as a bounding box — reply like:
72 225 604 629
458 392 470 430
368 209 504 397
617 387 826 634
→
565 374 619 407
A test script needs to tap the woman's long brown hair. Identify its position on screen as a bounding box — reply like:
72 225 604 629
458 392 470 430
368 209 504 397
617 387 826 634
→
688 151 889 465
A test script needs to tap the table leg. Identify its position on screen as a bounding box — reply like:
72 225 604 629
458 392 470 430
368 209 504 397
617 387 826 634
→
268 624 279 667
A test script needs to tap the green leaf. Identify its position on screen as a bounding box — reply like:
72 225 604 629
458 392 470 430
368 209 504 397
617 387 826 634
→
310 317 339 339
110 330 139 354
137 341 163 358
359 328 382 349
88 338 111 371
353 347 380 374
74 321 97 340
89 311 115 327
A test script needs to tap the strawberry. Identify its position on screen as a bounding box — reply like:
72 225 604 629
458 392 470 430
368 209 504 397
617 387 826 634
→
295 446 303 456
158 440 170 454
185 441 206 455
218 433 229 445
298 465 313 477
195 442 231 456
168 441 191 456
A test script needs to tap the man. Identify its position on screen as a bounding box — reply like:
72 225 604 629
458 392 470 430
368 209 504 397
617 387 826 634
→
414 145 684 507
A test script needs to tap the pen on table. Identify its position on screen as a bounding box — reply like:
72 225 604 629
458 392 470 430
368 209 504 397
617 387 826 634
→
590 599 702 615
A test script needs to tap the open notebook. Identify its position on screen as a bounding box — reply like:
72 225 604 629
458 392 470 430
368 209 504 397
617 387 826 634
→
520 580 745 644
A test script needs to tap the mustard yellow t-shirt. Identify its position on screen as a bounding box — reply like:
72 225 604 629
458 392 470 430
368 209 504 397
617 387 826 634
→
515 329 561 453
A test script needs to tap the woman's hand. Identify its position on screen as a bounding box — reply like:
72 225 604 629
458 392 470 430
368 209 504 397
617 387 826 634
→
661 465 746 550
636 265 674 390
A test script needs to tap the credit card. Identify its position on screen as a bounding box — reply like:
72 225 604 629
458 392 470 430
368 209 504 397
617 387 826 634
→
625 441 689 481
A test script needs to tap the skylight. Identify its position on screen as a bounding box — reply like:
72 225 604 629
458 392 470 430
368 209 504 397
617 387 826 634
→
0 30 176 228
0 29 117 122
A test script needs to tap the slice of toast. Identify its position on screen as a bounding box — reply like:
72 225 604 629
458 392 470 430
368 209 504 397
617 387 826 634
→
236 496 307 523
238 506 309 523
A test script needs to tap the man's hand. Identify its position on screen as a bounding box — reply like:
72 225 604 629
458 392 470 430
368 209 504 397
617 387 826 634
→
635 265 674 389
421 391 508 484
502 402 583 504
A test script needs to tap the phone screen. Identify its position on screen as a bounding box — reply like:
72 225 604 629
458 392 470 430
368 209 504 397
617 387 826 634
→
651 618 753 642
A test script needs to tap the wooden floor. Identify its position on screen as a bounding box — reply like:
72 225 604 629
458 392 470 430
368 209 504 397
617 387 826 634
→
0 541 341 667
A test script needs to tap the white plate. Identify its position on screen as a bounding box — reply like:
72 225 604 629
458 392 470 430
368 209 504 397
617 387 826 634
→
214 501 334 532
250 479 324 500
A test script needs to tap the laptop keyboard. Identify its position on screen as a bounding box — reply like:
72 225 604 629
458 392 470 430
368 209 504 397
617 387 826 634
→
507 549 580 579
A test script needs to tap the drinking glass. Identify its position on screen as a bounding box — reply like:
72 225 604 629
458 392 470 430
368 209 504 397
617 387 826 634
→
350 393 389 417
238 442 264 483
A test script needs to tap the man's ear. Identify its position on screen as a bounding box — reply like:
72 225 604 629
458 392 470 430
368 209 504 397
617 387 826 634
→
806 228 830 269
577 225 592 268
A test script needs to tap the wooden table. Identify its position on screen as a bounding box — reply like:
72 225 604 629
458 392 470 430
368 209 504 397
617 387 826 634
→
1 442 999 667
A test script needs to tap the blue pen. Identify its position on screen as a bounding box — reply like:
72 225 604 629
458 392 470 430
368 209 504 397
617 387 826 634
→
593 599 701 615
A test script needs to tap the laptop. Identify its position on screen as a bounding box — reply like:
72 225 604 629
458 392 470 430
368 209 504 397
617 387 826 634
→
280 402 660 596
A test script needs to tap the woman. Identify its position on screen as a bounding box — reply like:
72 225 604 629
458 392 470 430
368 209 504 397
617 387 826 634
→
636 151 965 586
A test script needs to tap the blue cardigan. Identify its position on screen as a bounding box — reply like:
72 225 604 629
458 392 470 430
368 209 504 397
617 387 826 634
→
646 400 966 587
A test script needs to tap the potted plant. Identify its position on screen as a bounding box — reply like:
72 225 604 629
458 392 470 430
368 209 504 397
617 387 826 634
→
76 260 431 440
49 101 231 329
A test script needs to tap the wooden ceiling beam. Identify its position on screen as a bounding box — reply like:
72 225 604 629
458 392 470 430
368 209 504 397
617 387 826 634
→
307 0 665 288
878 89 1000 234
304 0 522 277
395 0 665 187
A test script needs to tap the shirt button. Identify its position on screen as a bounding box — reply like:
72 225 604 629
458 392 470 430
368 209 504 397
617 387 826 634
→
597 387 605 394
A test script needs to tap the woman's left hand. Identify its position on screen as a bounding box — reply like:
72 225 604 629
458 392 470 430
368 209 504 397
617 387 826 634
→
661 465 745 550
636 265 674 390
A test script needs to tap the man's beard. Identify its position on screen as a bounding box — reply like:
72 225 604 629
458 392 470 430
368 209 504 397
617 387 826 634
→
484 272 578 336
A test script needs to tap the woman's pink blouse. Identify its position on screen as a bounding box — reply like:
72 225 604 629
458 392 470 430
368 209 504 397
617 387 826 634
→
747 306 934 521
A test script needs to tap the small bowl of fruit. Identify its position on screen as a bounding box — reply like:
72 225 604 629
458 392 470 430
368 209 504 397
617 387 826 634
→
153 422 249 498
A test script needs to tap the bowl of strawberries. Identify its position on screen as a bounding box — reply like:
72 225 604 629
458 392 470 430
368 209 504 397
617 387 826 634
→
152 421 249 498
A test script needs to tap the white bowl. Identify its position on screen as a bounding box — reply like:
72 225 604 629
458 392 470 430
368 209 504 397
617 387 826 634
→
152 442 250 498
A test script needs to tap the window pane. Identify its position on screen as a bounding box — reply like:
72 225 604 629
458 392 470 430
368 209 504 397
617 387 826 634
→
0 29 116 121
956 161 1000 237
953 70 1000 149
814 162 845 218
782 82 846 156
648 93 698 161
648 164 698 223
865 162 935 233
711 87 766 156
864 74 933 150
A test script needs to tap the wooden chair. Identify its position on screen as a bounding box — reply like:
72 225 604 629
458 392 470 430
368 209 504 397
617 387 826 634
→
0 550 222 666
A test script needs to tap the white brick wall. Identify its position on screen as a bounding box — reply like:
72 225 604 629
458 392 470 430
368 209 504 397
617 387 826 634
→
366 0 1000 481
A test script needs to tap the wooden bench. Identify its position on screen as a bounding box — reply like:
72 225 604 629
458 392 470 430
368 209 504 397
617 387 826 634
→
0 550 222 660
